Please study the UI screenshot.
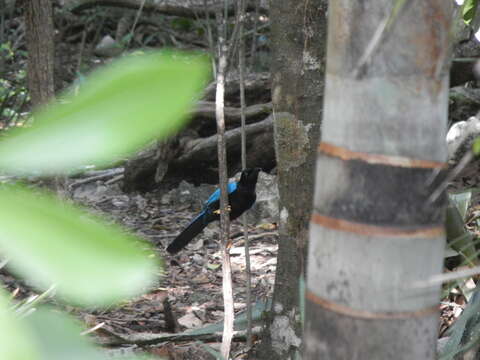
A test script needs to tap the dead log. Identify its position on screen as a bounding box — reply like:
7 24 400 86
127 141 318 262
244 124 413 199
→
95 326 263 346
193 101 272 128
63 0 268 19
122 116 274 191
203 72 271 105
176 115 272 166
169 115 274 183
123 135 182 192
122 142 160 193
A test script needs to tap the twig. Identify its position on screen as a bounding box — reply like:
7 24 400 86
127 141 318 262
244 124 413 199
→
0 257 9 270
69 168 125 190
233 231 278 242
225 1 242 71
412 266 480 288
105 174 124 185
427 151 473 204
127 0 146 48
81 322 106 336
76 29 87 74
249 0 260 68
215 4 234 359
352 0 410 78
95 325 263 346
203 0 217 77
13 284 56 318
238 0 252 349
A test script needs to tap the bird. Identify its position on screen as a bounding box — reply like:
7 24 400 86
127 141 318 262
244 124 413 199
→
167 168 261 254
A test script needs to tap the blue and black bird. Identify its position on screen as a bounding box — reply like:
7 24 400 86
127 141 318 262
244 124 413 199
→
167 168 261 254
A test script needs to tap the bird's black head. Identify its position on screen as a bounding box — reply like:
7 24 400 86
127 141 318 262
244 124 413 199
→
239 167 261 187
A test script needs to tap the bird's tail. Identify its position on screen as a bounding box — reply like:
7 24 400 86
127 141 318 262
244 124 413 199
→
167 212 208 254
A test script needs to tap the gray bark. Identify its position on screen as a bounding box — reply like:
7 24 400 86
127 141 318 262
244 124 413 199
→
256 0 327 358
305 1 451 359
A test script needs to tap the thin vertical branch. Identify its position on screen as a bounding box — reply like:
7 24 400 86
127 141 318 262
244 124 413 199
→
202 0 217 77
238 0 252 349
223 0 228 41
215 6 234 360
0 0 5 44
75 29 87 75
126 0 146 48
249 0 260 68
225 1 242 71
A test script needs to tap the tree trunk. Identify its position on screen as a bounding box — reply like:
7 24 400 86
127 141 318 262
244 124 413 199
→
305 2 451 359
25 0 55 108
257 0 327 358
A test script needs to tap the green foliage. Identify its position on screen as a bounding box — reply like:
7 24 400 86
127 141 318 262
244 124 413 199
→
24 307 107 360
446 192 479 267
23 306 153 360
463 0 479 24
443 191 480 358
0 80 29 129
0 290 39 360
171 18 195 32
0 51 210 175
0 42 14 61
0 184 159 306
440 290 480 359
473 136 480 155
0 50 209 359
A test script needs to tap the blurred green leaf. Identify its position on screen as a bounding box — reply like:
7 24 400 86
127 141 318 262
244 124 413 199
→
0 289 39 360
463 0 479 24
0 51 210 175
0 185 160 306
25 307 105 360
24 307 154 360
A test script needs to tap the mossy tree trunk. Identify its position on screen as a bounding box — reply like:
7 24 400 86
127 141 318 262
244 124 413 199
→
305 1 452 359
258 0 327 358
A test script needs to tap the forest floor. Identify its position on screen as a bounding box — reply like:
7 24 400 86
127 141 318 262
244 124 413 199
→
0 165 479 358
1 159 480 359
0 176 278 360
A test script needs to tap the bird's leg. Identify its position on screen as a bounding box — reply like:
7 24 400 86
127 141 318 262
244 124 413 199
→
213 205 232 215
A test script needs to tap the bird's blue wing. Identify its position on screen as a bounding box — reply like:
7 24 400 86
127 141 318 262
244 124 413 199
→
205 181 237 206
188 209 206 225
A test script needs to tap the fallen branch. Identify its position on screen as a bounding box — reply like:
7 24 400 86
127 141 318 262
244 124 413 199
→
94 325 263 346
203 72 271 102
175 115 273 167
64 0 268 19
69 168 125 189
122 115 274 191
193 101 272 126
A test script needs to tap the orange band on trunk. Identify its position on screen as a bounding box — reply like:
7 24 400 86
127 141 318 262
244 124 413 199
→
311 213 445 238
318 142 447 169
306 289 438 319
